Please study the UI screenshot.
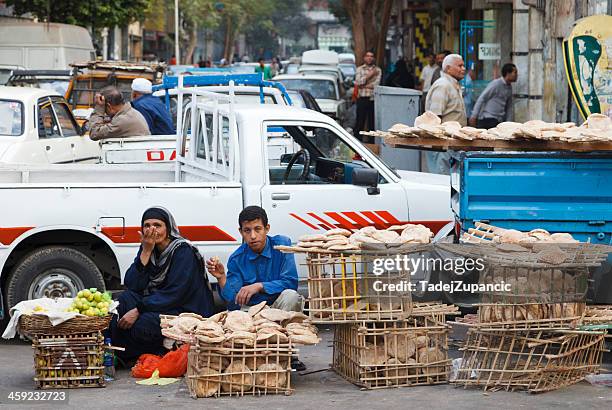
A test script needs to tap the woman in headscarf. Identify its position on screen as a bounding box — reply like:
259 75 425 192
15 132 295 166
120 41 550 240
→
109 207 214 360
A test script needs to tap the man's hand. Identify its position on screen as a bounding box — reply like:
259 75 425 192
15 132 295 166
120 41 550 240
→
235 283 263 306
468 117 477 127
366 67 378 79
206 257 226 288
94 93 105 108
118 308 139 330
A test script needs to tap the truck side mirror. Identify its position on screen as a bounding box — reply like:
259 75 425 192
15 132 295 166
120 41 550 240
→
352 168 380 195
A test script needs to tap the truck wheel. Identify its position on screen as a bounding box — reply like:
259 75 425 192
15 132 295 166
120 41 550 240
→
5 247 105 309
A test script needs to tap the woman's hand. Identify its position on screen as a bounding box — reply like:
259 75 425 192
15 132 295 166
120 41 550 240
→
138 227 158 265
118 308 139 330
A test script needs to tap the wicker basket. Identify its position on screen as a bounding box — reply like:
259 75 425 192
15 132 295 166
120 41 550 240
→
306 248 422 323
187 339 295 398
33 332 105 389
332 317 451 389
476 302 586 330
20 314 112 336
453 328 606 393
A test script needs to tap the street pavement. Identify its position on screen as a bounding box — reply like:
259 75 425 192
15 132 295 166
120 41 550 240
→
0 328 610 410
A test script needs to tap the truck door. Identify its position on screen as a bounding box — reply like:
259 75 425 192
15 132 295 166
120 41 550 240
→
50 97 99 163
37 96 73 164
260 122 409 241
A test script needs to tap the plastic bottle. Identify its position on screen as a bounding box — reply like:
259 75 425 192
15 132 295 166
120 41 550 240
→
103 337 115 381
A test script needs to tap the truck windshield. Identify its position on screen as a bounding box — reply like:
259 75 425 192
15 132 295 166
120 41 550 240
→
0 99 23 136
277 79 337 100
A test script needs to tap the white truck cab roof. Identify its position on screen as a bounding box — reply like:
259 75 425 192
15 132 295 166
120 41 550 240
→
0 85 61 103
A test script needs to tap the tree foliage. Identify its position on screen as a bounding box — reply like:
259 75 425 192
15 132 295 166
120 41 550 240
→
7 0 150 28
244 0 310 58
335 0 393 66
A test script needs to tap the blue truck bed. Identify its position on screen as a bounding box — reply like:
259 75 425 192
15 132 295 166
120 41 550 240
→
450 150 612 303
450 151 612 244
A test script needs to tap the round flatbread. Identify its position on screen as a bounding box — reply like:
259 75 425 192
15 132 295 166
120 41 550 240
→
224 310 255 333
372 230 400 244
327 243 360 251
324 228 352 237
194 368 221 397
322 238 350 249
297 241 326 248
388 335 416 362
255 363 287 389
247 301 268 317
221 363 253 393
260 308 293 323
414 111 441 127
298 234 327 242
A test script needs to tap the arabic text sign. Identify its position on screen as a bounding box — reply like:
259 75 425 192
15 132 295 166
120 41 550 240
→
478 43 501 60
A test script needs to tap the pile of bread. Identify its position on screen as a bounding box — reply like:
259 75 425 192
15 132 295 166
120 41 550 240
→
161 302 320 347
277 224 433 253
191 355 292 397
378 111 612 143
482 267 580 301
359 333 447 381
462 226 580 265
479 302 583 324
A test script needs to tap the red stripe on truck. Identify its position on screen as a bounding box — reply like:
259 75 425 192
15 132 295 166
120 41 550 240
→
0 227 34 245
324 212 359 229
289 213 320 230
100 226 236 243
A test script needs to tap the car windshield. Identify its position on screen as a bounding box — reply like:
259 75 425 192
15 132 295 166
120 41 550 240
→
339 64 356 76
278 79 337 100
287 91 305 108
0 99 23 136
38 80 70 96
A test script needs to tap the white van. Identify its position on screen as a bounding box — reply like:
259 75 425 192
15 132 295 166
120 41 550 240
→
0 20 95 70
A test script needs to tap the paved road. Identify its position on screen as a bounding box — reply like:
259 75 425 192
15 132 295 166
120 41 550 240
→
0 329 610 410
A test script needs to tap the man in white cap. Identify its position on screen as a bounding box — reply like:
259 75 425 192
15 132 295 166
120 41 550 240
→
131 78 175 135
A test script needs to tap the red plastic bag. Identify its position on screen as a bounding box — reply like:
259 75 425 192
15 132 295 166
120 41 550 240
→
132 354 162 378
156 344 189 377
131 345 189 378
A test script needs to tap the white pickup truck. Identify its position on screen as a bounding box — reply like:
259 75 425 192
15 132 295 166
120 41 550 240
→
0 84 451 316
0 86 99 164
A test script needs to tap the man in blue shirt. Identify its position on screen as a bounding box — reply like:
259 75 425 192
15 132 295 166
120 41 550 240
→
206 206 302 312
131 78 175 135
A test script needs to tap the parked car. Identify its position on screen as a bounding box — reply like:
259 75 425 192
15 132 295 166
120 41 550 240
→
286 89 322 112
0 86 99 164
273 73 348 122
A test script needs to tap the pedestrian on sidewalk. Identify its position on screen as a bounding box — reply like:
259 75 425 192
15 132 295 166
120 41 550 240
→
255 58 272 80
419 51 437 113
353 51 382 143
469 63 518 129
430 50 451 86
424 53 466 174
425 53 467 125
